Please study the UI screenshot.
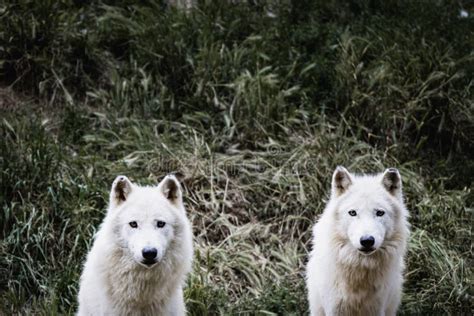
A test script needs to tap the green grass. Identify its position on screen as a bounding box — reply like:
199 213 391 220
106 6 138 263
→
1 0 473 314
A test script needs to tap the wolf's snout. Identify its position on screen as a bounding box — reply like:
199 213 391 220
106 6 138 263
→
142 247 158 261
360 235 375 248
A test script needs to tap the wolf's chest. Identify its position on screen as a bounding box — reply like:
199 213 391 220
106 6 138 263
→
332 264 388 315
334 297 383 316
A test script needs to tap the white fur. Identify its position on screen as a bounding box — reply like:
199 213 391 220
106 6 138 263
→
77 175 193 316
306 167 409 316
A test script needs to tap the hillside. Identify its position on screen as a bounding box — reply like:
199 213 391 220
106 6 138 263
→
1 1 472 314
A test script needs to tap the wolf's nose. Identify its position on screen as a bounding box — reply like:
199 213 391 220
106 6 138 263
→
142 247 158 260
360 236 375 248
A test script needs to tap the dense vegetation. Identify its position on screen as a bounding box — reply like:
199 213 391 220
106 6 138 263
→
1 0 472 314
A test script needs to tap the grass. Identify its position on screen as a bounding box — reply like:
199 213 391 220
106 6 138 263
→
1 0 473 314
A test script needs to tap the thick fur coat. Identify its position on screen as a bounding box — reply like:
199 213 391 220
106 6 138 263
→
77 175 193 316
306 167 410 316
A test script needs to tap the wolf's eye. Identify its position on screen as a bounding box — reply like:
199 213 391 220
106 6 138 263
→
129 221 138 228
348 210 357 216
157 221 166 228
376 210 385 217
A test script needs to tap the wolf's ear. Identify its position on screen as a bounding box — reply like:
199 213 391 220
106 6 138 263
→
158 174 183 205
332 166 353 197
110 175 133 207
382 168 402 196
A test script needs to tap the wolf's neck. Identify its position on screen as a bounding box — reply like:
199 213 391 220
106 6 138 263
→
334 245 395 295
104 247 178 307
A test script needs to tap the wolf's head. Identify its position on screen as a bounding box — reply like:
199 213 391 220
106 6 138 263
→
330 166 407 257
107 174 187 268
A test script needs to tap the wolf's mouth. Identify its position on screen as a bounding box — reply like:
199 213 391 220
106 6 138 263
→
358 248 376 255
141 259 158 267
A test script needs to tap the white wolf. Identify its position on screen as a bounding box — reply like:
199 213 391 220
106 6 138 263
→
306 166 409 316
77 174 193 316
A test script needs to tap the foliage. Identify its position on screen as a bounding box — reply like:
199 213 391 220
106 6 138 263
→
1 0 472 314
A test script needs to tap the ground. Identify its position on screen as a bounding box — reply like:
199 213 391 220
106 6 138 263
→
0 1 472 315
